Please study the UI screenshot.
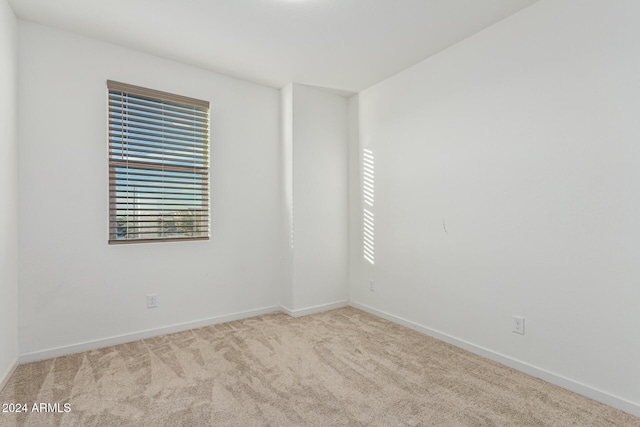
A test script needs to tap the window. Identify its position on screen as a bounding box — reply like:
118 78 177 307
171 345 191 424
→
363 148 375 264
108 80 210 244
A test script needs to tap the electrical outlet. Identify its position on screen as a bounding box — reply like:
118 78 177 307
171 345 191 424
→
147 294 158 309
512 315 525 335
369 280 375 292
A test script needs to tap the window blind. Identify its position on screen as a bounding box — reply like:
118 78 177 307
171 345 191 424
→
108 80 210 244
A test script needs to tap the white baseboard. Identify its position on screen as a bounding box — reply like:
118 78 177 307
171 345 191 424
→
349 301 640 418
19 305 281 364
0 357 19 393
280 300 349 318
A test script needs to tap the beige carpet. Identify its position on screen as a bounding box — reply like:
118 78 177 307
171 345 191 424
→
0 307 637 426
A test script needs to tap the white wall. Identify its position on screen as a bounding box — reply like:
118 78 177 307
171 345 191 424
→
0 0 18 387
18 22 284 357
347 95 366 299
289 84 349 313
350 0 640 415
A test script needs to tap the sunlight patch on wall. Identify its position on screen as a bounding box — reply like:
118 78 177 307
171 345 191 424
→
363 148 375 265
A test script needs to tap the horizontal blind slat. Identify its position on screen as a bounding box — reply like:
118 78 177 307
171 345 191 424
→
109 140 207 155
109 113 209 134
109 91 208 112
108 99 208 123
108 131 208 147
109 237 209 245
110 160 208 174
109 151 207 165
108 124 208 142
109 135 208 152
108 105 209 128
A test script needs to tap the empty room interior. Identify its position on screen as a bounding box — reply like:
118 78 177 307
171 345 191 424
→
1 0 639 425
